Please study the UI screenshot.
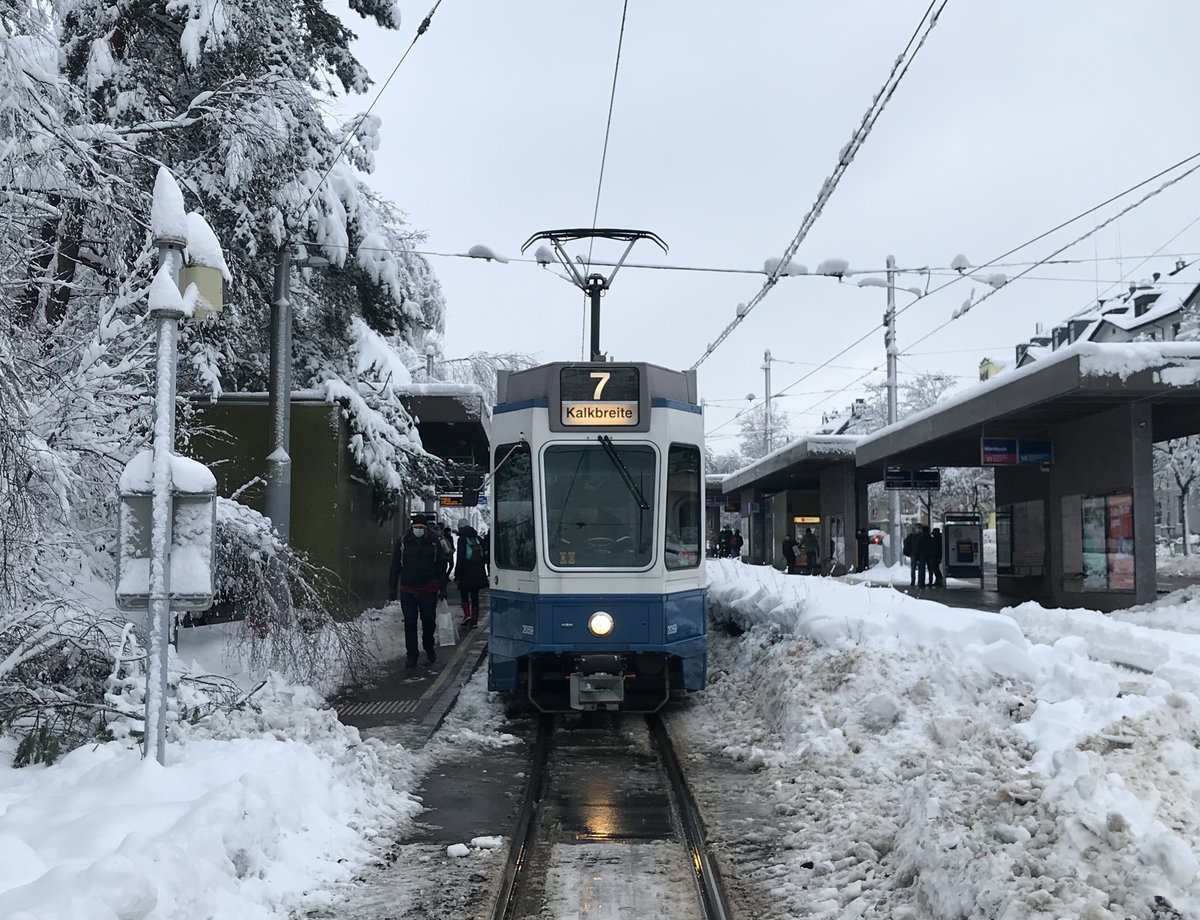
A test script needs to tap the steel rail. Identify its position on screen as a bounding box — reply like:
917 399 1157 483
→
647 714 733 920
490 714 554 920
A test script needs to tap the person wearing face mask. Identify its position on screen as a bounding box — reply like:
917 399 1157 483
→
389 513 449 667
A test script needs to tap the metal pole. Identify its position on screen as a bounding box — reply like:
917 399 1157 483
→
145 242 183 765
763 349 772 454
886 254 901 566
266 248 292 544
586 275 606 361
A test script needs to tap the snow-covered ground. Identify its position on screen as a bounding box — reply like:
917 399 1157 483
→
6 565 1200 918
675 560 1200 919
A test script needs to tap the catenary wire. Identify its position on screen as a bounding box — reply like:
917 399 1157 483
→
286 1 443 231
690 0 950 369
705 149 1200 439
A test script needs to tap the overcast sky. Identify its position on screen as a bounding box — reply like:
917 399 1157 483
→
339 1 1200 451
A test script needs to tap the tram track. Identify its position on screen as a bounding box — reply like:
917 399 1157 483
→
490 712 733 920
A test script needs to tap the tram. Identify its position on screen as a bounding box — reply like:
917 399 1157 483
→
487 360 707 712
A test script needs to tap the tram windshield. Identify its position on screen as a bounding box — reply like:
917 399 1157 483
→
544 443 656 568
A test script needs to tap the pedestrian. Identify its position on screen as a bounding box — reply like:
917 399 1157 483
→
855 528 870 572
926 527 944 587
438 522 456 582
782 533 797 574
902 526 918 586
914 524 931 588
455 519 488 629
732 529 745 560
389 513 449 667
718 527 732 558
799 527 819 575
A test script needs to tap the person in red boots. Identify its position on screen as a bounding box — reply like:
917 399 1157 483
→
454 519 489 629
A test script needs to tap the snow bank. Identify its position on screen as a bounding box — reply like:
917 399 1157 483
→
0 677 419 920
694 561 1200 918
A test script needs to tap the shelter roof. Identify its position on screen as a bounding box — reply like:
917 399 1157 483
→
719 435 859 494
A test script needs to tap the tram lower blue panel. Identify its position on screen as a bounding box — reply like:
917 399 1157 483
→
489 587 707 691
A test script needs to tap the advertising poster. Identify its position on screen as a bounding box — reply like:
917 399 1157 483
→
1106 492 1134 590
1081 496 1108 591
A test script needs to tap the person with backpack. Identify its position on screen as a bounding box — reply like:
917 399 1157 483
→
782 533 797 574
926 527 944 588
455 519 489 629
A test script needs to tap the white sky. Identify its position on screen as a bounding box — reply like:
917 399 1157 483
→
339 1 1200 449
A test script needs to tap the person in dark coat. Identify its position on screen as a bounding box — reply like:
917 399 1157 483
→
913 524 931 588
903 526 919 586
855 528 870 572
782 534 797 574
799 527 819 575
389 513 448 667
926 527 944 587
455 519 489 628
718 527 732 558
732 529 745 560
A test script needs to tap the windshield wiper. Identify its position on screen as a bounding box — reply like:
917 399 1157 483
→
598 435 650 510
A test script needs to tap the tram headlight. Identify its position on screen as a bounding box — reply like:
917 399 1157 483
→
588 611 615 637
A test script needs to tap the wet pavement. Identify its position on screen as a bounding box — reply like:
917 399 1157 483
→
335 595 491 746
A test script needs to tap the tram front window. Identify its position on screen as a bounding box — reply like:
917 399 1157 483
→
544 444 656 568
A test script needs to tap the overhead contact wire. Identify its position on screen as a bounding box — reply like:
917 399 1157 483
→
692 0 949 370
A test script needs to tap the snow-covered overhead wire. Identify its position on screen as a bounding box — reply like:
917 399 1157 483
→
690 0 950 370
710 148 1200 441
286 0 444 231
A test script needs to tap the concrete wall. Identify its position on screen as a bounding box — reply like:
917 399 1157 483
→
996 403 1155 611
191 399 401 616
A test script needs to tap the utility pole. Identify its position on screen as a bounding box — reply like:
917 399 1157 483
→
885 254 901 565
145 172 186 766
762 349 773 454
266 247 292 544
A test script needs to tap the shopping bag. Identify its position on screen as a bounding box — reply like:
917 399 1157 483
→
435 599 459 647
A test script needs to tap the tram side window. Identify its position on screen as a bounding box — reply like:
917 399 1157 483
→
494 442 535 571
665 444 701 569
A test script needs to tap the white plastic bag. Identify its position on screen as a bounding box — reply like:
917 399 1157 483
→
435 599 459 647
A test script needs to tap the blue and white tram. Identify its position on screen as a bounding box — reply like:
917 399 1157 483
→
488 361 707 712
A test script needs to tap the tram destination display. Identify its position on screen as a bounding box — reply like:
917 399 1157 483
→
560 366 640 427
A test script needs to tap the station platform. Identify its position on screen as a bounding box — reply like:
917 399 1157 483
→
334 595 490 745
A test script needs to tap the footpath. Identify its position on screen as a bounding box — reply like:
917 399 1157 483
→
335 595 490 745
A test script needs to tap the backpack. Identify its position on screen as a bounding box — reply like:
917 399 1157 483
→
902 533 915 556
465 536 478 560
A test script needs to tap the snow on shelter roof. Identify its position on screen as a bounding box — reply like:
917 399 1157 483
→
856 341 1200 468
720 434 859 493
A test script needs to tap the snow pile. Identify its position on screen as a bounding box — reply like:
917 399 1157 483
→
763 257 807 276
685 561 1200 918
0 675 420 920
816 257 849 277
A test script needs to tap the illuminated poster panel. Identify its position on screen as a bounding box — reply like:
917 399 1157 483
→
1106 493 1134 591
1081 497 1108 591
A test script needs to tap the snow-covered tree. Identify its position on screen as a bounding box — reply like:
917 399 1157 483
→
737 403 794 460
1155 437 1200 556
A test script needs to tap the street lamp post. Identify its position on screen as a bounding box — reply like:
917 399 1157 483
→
265 247 329 545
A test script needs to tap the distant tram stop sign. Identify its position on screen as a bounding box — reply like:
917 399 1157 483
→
115 450 218 611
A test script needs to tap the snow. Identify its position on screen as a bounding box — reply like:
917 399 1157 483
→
682 560 1200 918
119 450 216 493
534 245 555 265
950 252 972 271
763 257 807 276
466 243 509 263
150 168 189 245
147 263 187 316
855 275 890 288
184 212 231 280
816 257 849 277
9 553 1200 917
351 316 414 387
0 663 420 920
